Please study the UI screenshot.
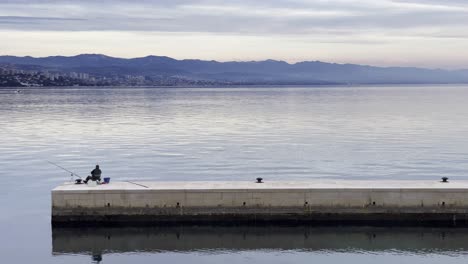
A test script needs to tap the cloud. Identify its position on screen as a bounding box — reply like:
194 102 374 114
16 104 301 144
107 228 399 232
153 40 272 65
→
0 0 466 36
0 16 85 22
0 0 468 68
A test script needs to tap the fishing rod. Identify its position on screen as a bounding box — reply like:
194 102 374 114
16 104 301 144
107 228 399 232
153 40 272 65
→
126 181 149 188
47 160 82 179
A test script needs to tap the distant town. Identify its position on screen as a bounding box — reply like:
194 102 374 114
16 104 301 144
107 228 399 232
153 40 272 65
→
2 54 468 88
0 65 224 87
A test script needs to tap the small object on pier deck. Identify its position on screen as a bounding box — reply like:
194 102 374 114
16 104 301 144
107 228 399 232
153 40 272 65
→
442 177 449 183
75 179 82 184
256 177 263 183
87 180 98 187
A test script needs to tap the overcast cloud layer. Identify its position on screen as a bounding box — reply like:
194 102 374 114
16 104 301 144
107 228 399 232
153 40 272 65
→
1 0 468 68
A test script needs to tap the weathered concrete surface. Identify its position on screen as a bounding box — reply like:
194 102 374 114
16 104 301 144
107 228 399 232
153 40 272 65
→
52 180 468 226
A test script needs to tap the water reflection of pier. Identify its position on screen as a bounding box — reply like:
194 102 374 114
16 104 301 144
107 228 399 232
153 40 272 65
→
52 226 468 257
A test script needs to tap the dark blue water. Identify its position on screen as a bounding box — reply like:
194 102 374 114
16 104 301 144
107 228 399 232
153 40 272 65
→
1 85 468 263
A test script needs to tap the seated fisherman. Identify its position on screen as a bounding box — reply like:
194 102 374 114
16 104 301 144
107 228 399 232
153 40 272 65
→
84 165 102 183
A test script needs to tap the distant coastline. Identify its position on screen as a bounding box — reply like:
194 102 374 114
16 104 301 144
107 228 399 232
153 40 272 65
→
2 54 468 87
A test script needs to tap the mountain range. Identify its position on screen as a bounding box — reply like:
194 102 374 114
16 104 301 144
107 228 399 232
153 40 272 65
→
1 54 468 85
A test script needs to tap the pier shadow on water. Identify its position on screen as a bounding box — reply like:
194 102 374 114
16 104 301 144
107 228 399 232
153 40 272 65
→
52 226 468 261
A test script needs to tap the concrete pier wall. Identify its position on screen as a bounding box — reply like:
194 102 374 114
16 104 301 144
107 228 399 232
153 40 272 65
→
51 181 468 226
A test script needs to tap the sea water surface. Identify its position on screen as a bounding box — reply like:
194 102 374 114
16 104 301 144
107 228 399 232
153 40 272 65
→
1 85 468 263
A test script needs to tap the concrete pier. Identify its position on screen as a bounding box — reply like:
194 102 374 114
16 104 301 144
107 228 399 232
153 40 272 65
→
52 180 468 226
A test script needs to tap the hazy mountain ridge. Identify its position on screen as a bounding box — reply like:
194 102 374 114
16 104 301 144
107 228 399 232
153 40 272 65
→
1 54 468 85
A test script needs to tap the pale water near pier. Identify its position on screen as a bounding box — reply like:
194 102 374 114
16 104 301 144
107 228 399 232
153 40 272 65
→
1 85 468 263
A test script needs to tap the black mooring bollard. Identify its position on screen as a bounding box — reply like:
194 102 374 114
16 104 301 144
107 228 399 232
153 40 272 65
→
256 177 263 183
442 177 449 183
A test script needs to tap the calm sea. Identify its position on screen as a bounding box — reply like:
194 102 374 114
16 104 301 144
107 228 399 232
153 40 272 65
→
1 85 468 263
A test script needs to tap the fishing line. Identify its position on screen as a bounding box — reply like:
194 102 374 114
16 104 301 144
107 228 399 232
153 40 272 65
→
47 160 82 179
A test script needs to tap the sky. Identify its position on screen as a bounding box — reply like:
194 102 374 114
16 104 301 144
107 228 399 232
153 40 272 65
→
1 0 468 69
